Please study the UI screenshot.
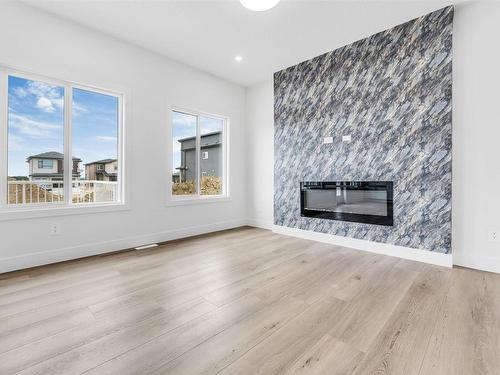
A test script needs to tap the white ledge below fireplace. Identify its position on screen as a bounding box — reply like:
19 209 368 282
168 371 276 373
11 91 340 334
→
270 224 452 268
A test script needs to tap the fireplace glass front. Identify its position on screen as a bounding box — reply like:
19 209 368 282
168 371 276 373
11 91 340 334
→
300 181 393 226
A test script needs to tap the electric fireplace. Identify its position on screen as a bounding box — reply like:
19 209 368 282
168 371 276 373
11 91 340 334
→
300 181 393 226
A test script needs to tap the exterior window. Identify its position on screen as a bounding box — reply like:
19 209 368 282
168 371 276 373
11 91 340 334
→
171 111 198 195
73 88 120 204
171 110 227 198
7 76 65 204
2 70 124 209
199 116 224 195
38 160 54 169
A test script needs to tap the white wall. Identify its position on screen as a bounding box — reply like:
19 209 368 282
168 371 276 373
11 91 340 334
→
452 1 500 273
245 2 500 273
0 2 247 273
245 80 274 229
2 2 499 274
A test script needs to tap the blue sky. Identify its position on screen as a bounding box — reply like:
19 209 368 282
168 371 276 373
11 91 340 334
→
172 111 223 173
8 76 118 178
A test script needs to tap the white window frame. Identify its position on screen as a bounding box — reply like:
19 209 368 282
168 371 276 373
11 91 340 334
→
0 67 127 220
167 107 230 206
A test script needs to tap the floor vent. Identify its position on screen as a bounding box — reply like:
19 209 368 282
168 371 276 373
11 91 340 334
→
134 244 159 250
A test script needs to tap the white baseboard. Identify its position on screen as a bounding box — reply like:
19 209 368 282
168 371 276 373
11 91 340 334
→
1 218 456 274
0 219 247 274
270 224 452 268
453 255 500 274
246 218 274 230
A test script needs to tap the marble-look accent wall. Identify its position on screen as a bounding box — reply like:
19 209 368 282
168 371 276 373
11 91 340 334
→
274 7 453 253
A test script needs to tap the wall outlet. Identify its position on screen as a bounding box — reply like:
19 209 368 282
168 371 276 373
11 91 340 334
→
489 229 499 243
323 136 333 144
50 223 61 236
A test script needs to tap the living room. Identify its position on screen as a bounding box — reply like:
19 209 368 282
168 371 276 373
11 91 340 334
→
0 1 499 374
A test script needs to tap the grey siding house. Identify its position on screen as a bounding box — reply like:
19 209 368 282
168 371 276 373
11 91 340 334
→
176 131 222 182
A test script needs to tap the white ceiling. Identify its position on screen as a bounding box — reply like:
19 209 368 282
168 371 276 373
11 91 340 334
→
22 0 453 86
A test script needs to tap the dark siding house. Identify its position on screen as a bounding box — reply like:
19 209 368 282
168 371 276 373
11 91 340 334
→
176 131 222 182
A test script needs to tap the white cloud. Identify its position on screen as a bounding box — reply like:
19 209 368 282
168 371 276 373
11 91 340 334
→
52 97 64 110
27 80 61 100
17 80 66 113
36 97 55 113
9 113 62 139
95 135 117 142
13 87 27 98
72 101 88 115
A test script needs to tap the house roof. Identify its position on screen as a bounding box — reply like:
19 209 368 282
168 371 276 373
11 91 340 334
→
27 151 81 161
177 130 222 142
85 159 117 166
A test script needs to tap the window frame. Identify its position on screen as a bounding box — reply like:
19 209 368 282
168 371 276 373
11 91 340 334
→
0 67 126 218
167 107 230 206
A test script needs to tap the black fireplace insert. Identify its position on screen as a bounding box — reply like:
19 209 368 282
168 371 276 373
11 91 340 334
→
300 181 393 226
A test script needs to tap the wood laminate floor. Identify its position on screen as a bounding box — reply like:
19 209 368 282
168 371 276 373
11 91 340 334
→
0 227 499 375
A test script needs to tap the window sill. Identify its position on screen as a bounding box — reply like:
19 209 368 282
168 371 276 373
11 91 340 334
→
0 202 130 221
166 195 231 207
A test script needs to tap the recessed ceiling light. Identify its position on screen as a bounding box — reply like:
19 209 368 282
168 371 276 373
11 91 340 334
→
240 0 281 12
235 55 243 62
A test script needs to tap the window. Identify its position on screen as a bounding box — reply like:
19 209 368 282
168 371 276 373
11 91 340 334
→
171 110 227 199
38 160 54 169
7 76 65 205
72 88 120 204
1 69 123 209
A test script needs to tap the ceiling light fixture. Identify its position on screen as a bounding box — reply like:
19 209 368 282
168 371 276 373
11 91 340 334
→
240 0 281 12
235 55 243 62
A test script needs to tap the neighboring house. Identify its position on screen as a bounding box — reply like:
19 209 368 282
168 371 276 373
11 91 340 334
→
172 171 180 183
27 151 81 182
85 159 118 181
175 131 222 182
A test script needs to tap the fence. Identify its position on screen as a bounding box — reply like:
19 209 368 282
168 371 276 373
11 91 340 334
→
7 180 117 205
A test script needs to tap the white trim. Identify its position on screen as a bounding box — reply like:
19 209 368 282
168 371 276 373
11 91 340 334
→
0 202 130 221
0 66 127 214
167 106 229 205
0 218 247 273
453 255 500 274
166 195 231 207
0 70 8 209
270 225 453 268
64 81 73 205
246 218 274 230
195 111 201 194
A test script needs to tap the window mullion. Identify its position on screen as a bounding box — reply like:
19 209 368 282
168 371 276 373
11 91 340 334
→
196 114 201 197
117 95 123 203
223 119 228 197
0 70 7 208
63 85 73 206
